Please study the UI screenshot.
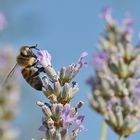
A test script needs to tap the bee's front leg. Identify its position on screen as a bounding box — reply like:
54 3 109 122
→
30 67 44 78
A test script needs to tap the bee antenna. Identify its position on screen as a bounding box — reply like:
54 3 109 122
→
29 44 40 51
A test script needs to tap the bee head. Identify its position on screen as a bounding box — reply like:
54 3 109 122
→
20 46 32 56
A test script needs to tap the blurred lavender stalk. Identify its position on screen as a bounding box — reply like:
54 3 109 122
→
88 6 140 140
0 11 7 31
0 47 20 140
35 50 88 140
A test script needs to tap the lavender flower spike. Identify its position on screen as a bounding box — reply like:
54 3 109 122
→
36 50 52 67
89 7 140 137
33 47 86 139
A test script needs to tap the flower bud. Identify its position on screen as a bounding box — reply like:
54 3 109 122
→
44 66 58 82
47 118 55 129
55 132 61 140
36 101 44 107
106 108 117 127
61 83 70 99
76 101 84 109
115 106 123 127
42 76 49 86
109 61 118 74
42 105 52 118
54 81 61 96
48 128 55 138
61 129 68 139
59 67 66 83
42 85 54 97
118 58 128 78
69 83 79 99
89 95 99 111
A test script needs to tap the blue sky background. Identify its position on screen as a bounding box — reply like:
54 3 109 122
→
1 0 140 140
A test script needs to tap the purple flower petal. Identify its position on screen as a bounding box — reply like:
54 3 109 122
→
100 6 112 22
72 115 85 136
123 16 134 34
38 117 47 132
106 99 113 110
38 125 47 132
36 50 52 67
134 83 140 96
75 115 85 126
61 108 76 129
42 116 46 122
92 52 108 65
78 51 88 67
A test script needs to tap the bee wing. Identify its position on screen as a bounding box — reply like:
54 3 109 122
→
2 63 20 87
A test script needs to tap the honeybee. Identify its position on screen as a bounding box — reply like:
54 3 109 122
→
3 45 44 91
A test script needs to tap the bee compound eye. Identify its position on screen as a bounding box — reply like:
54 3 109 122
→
21 50 28 56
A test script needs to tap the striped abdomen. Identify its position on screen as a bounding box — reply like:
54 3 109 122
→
21 68 43 90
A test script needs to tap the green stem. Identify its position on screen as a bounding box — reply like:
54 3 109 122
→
100 120 108 140
119 135 124 140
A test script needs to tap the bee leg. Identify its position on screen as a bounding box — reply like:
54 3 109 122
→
30 67 44 78
32 60 39 67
